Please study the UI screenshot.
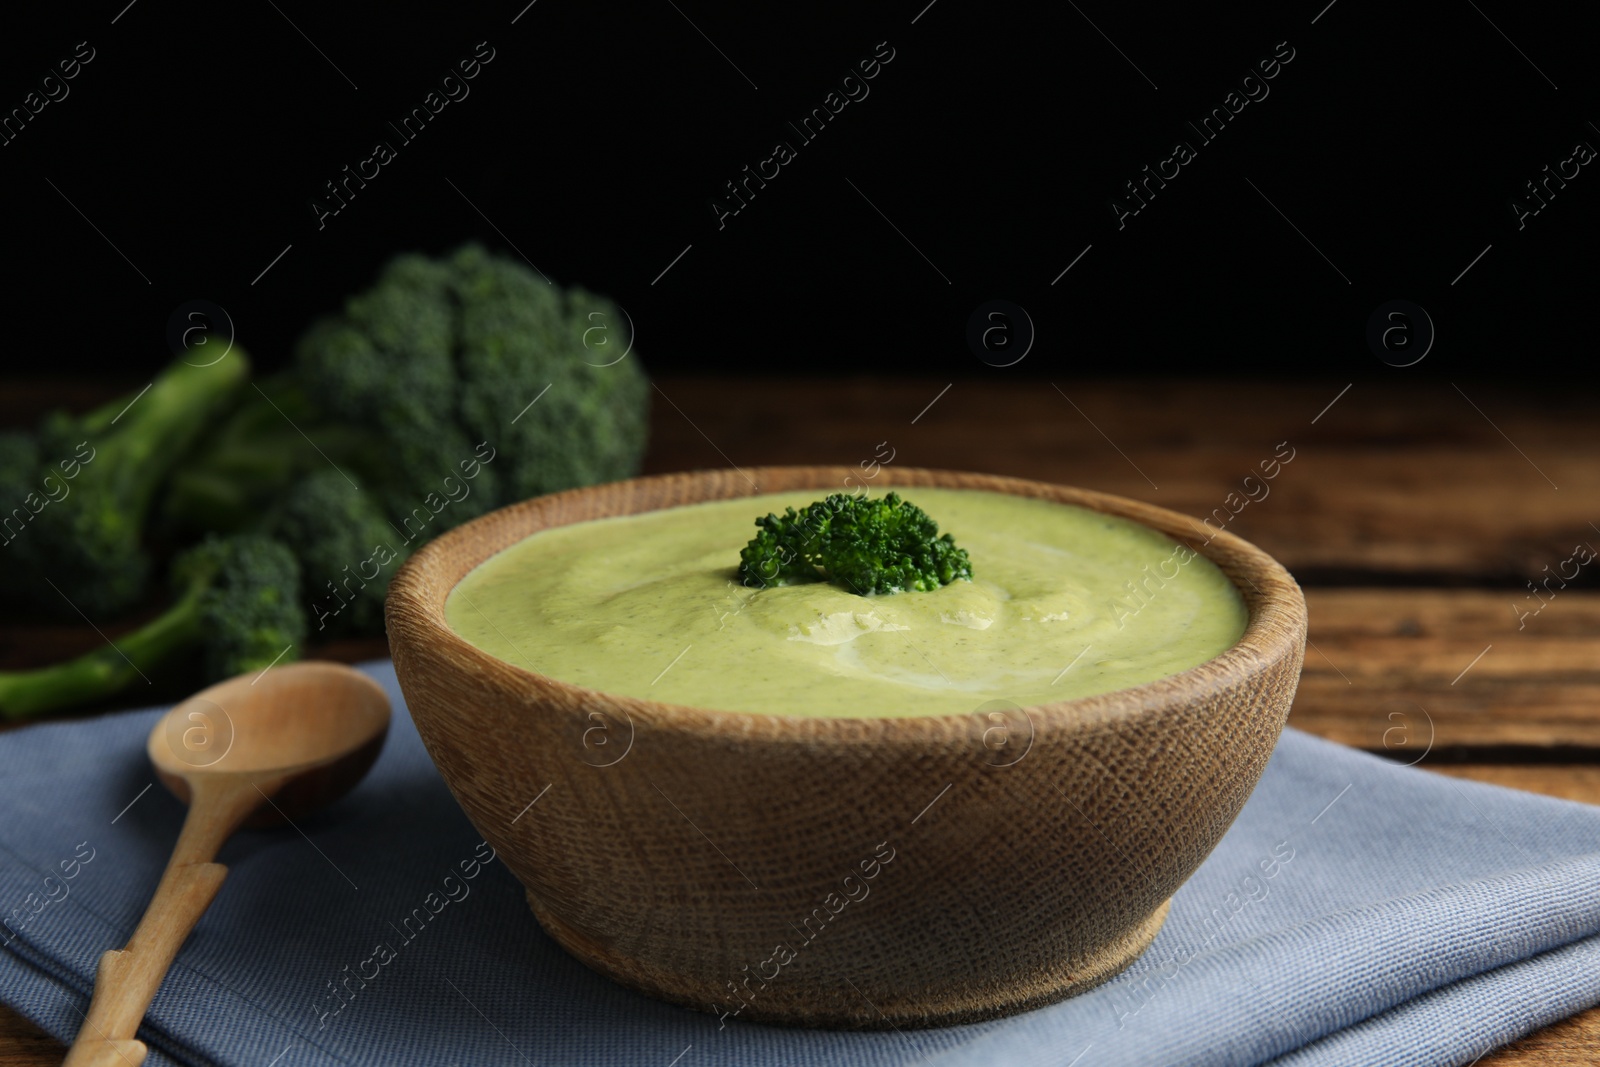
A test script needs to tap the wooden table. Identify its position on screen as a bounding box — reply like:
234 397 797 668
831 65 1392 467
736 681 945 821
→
3 377 1596 1063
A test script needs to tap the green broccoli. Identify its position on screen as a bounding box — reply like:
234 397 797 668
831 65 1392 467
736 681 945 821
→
0 432 48 607
163 244 650 551
269 470 410 637
0 534 306 721
151 372 376 534
2 353 248 618
738 492 973 595
0 242 650 721
0 435 41 537
0 433 37 489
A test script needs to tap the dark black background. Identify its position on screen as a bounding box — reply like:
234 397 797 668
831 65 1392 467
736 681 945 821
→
0 0 1593 382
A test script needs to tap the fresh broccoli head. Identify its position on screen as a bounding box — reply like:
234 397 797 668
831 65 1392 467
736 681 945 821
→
738 492 973 595
270 470 410 637
447 245 649 502
0 534 306 721
164 243 650 544
3 353 248 618
292 249 498 526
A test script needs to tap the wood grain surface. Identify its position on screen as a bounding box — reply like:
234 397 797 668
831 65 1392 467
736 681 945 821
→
1 378 1596 1059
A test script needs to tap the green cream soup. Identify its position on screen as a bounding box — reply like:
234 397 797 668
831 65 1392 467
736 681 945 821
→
445 488 1248 717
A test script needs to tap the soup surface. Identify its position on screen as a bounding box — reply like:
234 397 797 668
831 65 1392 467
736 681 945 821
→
445 488 1249 717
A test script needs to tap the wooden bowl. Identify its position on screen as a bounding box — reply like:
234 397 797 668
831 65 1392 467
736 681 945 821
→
385 467 1306 1028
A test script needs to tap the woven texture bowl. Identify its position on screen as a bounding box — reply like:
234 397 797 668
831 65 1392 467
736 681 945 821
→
385 467 1307 1028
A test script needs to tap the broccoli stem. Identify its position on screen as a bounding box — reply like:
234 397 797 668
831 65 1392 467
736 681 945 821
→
0 585 204 721
161 374 380 534
102 352 252 514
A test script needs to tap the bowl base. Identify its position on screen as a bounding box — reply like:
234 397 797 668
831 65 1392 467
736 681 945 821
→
527 892 1171 1029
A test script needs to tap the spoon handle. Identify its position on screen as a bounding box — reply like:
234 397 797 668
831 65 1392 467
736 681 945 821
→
63 777 272 1067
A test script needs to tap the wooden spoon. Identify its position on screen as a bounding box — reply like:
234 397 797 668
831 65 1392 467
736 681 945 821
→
63 662 391 1067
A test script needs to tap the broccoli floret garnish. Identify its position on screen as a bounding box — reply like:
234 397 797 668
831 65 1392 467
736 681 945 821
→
2 354 248 618
737 492 973 595
0 534 306 721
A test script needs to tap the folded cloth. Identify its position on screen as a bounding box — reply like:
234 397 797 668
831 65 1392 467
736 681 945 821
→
2 661 1598 1067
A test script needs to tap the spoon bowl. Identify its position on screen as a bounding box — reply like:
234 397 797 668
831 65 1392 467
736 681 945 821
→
147 661 392 825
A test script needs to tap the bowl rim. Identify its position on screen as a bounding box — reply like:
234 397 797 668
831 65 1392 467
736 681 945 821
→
386 466 1307 742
